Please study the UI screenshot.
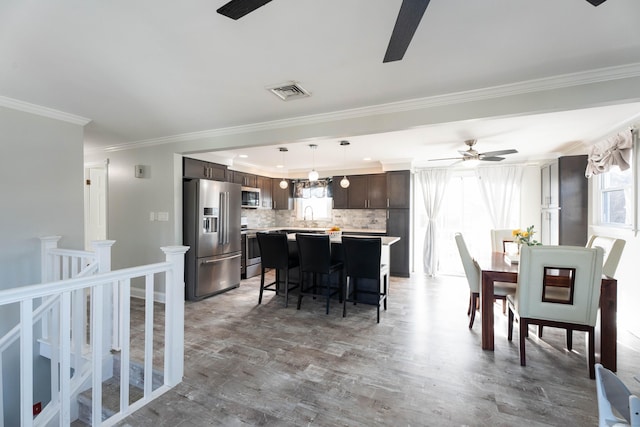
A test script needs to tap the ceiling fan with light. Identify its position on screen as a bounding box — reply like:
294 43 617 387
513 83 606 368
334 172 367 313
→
429 139 518 163
216 0 608 63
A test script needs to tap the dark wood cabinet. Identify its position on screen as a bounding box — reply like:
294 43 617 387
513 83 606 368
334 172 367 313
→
387 170 411 208
331 176 349 209
335 173 387 209
183 157 227 181
558 155 588 246
229 170 257 187
387 208 410 277
257 176 272 209
272 180 293 210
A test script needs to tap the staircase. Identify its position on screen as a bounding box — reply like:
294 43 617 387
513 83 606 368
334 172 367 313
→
0 236 189 426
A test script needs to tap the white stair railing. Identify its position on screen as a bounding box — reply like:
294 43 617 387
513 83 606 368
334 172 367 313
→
0 239 188 427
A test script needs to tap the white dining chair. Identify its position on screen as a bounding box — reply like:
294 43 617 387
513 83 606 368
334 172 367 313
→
455 233 515 328
595 363 640 426
586 235 625 278
507 244 604 378
490 229 515 253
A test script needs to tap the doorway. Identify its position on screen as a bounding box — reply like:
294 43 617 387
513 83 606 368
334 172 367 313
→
84 160 108 250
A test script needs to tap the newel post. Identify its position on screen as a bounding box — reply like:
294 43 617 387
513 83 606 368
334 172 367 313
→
161 245 189 386
40 236 61 283
91 240 115 273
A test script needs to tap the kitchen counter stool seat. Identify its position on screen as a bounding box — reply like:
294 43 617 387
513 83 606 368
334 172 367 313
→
341 236 388 323
296 233 343 314
256 231 299 308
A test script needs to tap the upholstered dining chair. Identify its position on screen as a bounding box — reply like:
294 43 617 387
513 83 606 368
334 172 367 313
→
491 229 515 253
454 233 516 328
256 231 299 307
595 363 640 426
586 235 625 278
341 236 389 323
507 244 604 379
296 233 344 314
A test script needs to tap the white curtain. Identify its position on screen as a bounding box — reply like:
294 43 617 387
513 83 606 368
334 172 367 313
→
585 130 633 178
475 165 523 229
417 168 451 276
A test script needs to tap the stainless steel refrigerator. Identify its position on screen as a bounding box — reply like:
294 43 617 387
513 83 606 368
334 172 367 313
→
183 179 242 301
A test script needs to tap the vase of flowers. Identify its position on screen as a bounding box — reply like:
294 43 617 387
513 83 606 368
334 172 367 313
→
512 225 542 249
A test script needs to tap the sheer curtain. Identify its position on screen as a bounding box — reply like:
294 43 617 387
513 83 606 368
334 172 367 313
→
417 168 451 276
475 165 523 229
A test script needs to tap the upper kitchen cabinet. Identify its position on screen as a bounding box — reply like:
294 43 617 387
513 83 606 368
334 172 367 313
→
272 179 293 210
331 176 349 209
229 170 257 188
183 157 228 181
386 170 411 208
257 176 272 209
344 174 387 209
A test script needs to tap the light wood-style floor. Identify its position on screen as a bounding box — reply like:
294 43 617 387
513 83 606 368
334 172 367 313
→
117 273 640 426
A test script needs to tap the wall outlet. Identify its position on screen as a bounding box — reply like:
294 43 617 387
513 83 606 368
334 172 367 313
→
33 402 42 416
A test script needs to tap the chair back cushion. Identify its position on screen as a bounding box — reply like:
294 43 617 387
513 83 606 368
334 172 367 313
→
256 232 291 269
296 233 332 274
516 245 603 326
491 229 514 253
454 233 480 293
586 235 626 278
342 237 382 280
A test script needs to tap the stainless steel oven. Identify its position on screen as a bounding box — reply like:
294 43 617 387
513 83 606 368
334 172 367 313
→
242 231 261 279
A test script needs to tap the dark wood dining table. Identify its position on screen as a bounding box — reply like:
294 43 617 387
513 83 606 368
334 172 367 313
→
479 252 618 371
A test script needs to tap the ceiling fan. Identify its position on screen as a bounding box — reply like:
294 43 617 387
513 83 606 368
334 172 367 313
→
429 139 518 163
216 0 608 63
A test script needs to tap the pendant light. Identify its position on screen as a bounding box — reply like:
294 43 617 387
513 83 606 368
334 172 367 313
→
278 147 289 189
308 144 319 182
339 140 350 188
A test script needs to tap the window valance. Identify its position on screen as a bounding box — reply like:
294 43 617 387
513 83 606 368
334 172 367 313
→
585 130 633 178
294 179 333 198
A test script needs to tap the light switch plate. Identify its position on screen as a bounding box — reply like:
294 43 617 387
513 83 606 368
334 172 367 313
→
157 212 169 221
149 212 155 221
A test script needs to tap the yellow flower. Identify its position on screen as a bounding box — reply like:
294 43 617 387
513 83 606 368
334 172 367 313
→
522 231 529 238
512 229 520 237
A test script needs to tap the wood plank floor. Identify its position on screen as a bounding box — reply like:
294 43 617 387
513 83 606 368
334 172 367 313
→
117 273 640 426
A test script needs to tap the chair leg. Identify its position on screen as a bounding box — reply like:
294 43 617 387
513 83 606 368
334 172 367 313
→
383 274 388 311
588 327 596 379
519 319 527 366
283 269 289 308
467 293 472 316
258 268 266 304
566 328 573 351
502 299 506 314
468 293 478 329
343 277 349 317
297 271 304 310
507 307 514 341
325 275 331 315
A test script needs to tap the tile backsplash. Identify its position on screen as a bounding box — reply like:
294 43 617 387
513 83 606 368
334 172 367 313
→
241 208 387 231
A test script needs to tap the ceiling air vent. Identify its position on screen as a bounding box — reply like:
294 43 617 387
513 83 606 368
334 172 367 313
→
266 82 311 101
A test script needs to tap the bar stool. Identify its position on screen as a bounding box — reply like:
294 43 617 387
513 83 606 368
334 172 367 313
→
256 231 299 307
296 233 343 314
341 236 388 323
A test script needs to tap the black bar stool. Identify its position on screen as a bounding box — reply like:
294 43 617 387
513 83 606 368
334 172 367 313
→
341 236 389 323
295 233 343 314
256 231 299 307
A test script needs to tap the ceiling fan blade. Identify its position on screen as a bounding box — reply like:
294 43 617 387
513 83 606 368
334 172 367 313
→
480 156 506 162
428 157 463 162
458 150 476 157
585 0 607 6
217 0 273 20
383 0 431 63
480 149 518 157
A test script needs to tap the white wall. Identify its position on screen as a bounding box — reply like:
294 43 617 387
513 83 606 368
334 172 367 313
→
0 106 84 426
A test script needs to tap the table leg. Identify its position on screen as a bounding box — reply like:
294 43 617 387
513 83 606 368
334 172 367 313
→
481 271 495 351
598 278 617 371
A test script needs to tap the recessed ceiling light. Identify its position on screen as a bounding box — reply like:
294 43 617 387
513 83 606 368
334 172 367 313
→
238 154 248 158
276 164 283 169
363 157 372 161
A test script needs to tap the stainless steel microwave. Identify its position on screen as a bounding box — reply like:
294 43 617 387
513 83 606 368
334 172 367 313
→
241 187 260 208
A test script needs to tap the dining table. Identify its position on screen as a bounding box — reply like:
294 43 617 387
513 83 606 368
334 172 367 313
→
478 251 618 371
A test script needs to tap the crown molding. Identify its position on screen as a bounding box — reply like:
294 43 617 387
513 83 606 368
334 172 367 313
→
90 62 640 153
0 95 91 126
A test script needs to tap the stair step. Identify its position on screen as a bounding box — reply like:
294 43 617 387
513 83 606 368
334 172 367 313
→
77 377 145 424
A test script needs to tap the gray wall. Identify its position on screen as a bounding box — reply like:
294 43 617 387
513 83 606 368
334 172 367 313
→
0 106 84 426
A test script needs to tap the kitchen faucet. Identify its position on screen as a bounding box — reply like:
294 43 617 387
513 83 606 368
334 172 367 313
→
303 206 314 221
